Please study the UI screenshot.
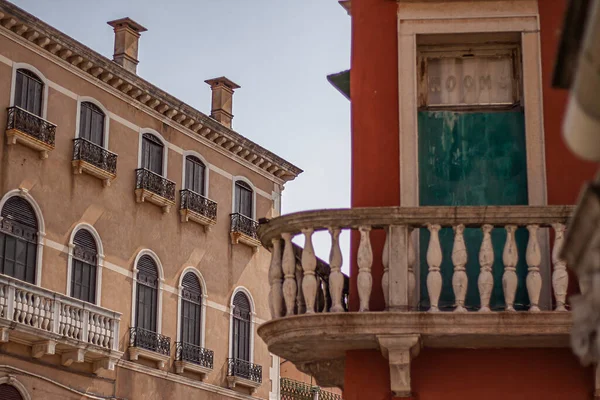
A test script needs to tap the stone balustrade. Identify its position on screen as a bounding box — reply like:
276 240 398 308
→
260 205 575 317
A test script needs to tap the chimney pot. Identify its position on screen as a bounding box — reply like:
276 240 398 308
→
205 77 240 129
107 18 147 74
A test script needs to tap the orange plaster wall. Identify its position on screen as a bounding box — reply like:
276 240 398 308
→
349 0 400 312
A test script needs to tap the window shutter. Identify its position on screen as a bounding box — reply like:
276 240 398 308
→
79 102 105 146
142 134 164 175
1 197 38 229
73 229 97 252
0 384 23 400
15 69 43 117
233 292 251 320
137 254 158 288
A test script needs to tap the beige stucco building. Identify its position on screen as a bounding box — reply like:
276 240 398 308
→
0 1 304 398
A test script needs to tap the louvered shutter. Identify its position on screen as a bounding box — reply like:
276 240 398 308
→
71 229 98 304
136 254 158 332
15 69 43 116
2 197 38 230
0 197 38 283
142 134 164 175
181 272 203 345
0 384 24 400
79 102 105 146
232 292 251 361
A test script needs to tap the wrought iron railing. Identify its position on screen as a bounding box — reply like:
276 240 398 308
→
227 358 262 383
180 189 217 221
129 327 170 356
280 378 317 400
6 106 56 146
230 213 259 239
319 389 343 400
72 138 117 174
135 168 176 202
175 341 213 369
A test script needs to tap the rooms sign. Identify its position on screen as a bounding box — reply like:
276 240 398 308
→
422 54 517 107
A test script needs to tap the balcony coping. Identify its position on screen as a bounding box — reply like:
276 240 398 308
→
230 231 261 249
174 360 212 379
226 375 261 393
135 188 176 214
129 346 171 370
6 128 55 159
259 311 572 391
72 159 116 187
180 208 217 230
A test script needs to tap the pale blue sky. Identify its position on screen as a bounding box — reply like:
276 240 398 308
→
11 0 351 266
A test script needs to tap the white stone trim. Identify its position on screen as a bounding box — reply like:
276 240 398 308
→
269 354 281 400
231 176 257 220
74 96 111 149
396 6 551 308
0 188 46 286
181 150 210 198
108 111 139 133
138 128 169 177
176 267 208 348
131 249 165 334
65 223 104 306
9 62 50 119
228 286 256 363
0 375 32 400
47 80 77 100
0 53 12 66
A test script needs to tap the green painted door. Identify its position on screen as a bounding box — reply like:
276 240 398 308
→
418 110 529 311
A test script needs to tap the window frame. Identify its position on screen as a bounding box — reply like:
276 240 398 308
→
9 63 49 120
66 223 104 306
0 376 31 400
130 249 165 334
176 267 208 348
182 151 210 198
228 286 255 363
137 129 169 177
0 189 45 286
75 97 110 149
231 176 257 220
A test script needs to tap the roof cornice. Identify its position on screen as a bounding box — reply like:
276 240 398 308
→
0 1 302 183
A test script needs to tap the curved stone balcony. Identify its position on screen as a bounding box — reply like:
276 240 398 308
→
257 206 576 396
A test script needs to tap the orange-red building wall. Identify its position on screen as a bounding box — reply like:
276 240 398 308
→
346 0 595 398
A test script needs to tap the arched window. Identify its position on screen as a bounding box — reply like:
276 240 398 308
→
234 181 253 218
0 384 24 400
141 133 164 175
79 102 105 146
135 255 159 332
180 272 203 346
70 229 99 304
231 291 252 362
185 156 206 196
0 196 38 283
14 69 43 117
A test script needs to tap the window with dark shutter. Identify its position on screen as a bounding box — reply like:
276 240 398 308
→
0 196 38 283
141 133 164 175
180 272 203 346
14 69 44 117
79 102 105 146
234 181 253 218
0 384 24 400
136 255 159 332
185 156 206 196
231 291 251 362
70 229 98 304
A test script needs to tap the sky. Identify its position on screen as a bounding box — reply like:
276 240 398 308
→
10 0 352 269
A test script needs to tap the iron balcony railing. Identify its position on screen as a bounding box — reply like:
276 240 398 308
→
230 213 259 239
6 106 56 146
175 341 214 369
180 189 217 221
135 168 176 202
227 358 262 383
129 327 170 356
72 138 117 175
280 378 343 400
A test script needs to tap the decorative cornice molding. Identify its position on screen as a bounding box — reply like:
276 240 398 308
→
0 0 302 183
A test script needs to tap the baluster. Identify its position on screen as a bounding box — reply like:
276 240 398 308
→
526 224 542 312
14 291 22 322
328 227 344 313
75 309 82 340
382 229 390 309
452 224 468 312
301 228 318 314
93 315 101 345
426 224 442 312
357 226 373 312
32 296 41 328
41 299 51 331
295 261 305 314
281 233 297 316
0 285 5 318
268 237 284 318
502 225 518 311
552 223 569 311
103 317 111 348
478 224 494 312
58 304 65 335
25 293 33 325
407 228 416 309
88 314 94 343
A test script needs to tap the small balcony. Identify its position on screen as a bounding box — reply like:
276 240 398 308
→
5 106 56 159
72 138 117 187
174 341 213 379
0 274 122 372
230 213 260 249
134 168 176 214
226 358 262 393
257 205 575 397
128 327 171 369
280 378 343 400
179 189 217 231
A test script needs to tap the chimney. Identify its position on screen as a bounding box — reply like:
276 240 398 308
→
107 18 147 74
204 77 241 129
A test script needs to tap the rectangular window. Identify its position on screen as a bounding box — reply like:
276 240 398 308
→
142 136 164 175
234 184 253 218
15 70 43 116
